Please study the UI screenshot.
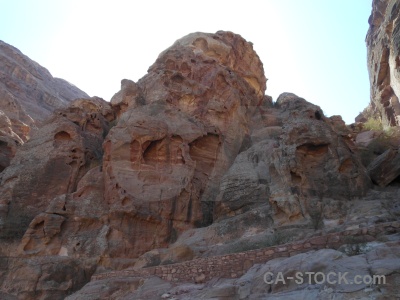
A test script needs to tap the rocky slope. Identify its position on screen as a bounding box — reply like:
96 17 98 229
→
0 40 88 173
0 8 400 300
360 0 400 126
66 238 400 300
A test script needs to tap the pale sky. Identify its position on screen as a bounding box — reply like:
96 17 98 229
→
0 0 372 124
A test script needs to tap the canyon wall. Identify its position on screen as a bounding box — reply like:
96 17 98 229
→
364 0 400 126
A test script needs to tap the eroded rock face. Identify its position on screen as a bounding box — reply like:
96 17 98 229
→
0 40 89 130
0 97 113 239
368 148 400 186
0 31 396 299
15 166 109 258
64 243 400 300
0 256 97 300
0 40 88 176
0 110 22 172
110 79 145 117
364 0 400 126
103 31 266 256
138 31 266 104
215 93 371 226
65 276 172 300
240 243 400 299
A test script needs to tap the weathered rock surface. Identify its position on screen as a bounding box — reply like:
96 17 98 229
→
0 110 22 172
0 256 97 300
15 166 107 258
239 242 400 299
103 31 266 257
363 0 400 126
0 40 89 129
356 127 400 168
0 97 114 239
133 245 195 269
110 79 145 117
368 148 400 186
215 93 371 227
355 130 383 148
0 40 88 175
0 29 399 300
65 242 400 299
65 276 172 300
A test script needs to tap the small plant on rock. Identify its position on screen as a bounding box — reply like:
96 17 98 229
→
363 117 383 131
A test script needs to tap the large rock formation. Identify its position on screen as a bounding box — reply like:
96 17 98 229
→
0 29 399 299
0 40 89 132
103 31 266 256
0 97 114 236
1 257 97 300
215 93 371 228
65 242 400 299
0 40 88 173
2 31 372 262
0 111 22 172
364 0 400 126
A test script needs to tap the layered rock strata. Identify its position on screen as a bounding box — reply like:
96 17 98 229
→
0 97 114 237
364 0 400 125
0 30 398 299
0 40 88 173
103 31 266 256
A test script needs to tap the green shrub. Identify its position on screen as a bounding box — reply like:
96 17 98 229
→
363 118 383 131
363 117 399 137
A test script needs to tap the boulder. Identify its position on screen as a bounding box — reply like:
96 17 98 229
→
355 130 383 148
368 148 400 186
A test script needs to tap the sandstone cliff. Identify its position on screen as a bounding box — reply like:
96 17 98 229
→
0 40 88 173
0 27 399 299
362 0 400 126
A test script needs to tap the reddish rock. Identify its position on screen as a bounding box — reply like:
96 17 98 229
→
355 130 383 148
1 30 399 300
16 166 109 258
103 31 266 257
137 31 266 107
364 0 400 126
0 97 113 238
0 256 97 300
368 148 400 186
0 110 22 172
215 93 371 226
356 128 400 167
3 31 267 264
0 40 88 134
110 79 144 117
0 40 88 177
134 245 195 269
